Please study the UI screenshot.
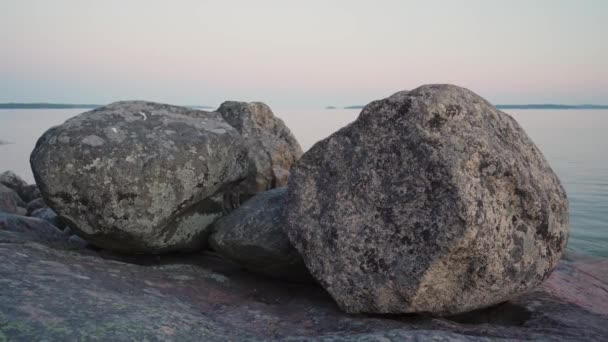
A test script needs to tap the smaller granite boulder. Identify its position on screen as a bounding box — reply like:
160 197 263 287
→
21 184 41 203
0 212 74 249
26 198 46 215
31 207 63 228
0 171 28 193
217 102 303 198
209 187 309 281
285 84 569 315
0 171 40 202
0 184 27 215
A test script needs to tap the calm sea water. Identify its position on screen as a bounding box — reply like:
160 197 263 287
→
1 108 607 256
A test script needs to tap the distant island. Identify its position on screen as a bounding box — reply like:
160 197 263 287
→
0 139 10 145
325 106 337 109
343 104 608 110
495 104 608 110
0 103 214 110
0 103 101 109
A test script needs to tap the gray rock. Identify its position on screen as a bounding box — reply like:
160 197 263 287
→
0 183 27 215
26 197 46 214
0 212 73 249
0 170 28 191
0 171 40 202
217 102 303 199
0 222 606 341
209 187 309 281
285 84 569 315
0 171 31 201
68 234 89 249
31 207 62 228
21 184 41 202
30 101 250 253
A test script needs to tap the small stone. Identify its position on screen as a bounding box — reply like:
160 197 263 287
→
31 207 63 228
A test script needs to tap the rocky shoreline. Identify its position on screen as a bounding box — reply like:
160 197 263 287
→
0 223 607 340
1 84 607 340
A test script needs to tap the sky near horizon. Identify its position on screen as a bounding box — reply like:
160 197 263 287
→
0 0 606 109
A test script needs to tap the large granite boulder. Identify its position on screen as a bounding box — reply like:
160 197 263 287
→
209 187 309 281
285 84 569 315
217 102 302 198
0 183 27 215
30 101 250 253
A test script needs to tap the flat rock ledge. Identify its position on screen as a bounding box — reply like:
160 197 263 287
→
0 227 607 341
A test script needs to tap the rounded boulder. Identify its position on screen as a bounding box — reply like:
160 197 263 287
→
31 101 249 253
285 84 569 315
217 101 303 198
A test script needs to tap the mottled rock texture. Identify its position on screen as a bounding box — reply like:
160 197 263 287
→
0 222 606 341
285 84 569 315
30 101 250 253
209 187 309 281
217 101 302 198
0 171 28 193
0 184 26 215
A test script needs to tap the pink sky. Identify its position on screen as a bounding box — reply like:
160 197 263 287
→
1 0 606 108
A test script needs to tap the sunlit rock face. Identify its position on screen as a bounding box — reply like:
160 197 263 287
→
217 101 303 199
285 84 569 315
30 101 249 253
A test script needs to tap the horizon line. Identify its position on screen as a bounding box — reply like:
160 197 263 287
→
1 102 608 110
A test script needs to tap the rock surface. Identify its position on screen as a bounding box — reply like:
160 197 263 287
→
209 188 309 281
0 184 27 215
0 171 28 195
285 84 569 315
30 101 250 253
0 171 38 203
20 184 41 203
0 212 73 249
26 198 46 215
30 207 62 228
0 222 606 341
217 101 303 198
